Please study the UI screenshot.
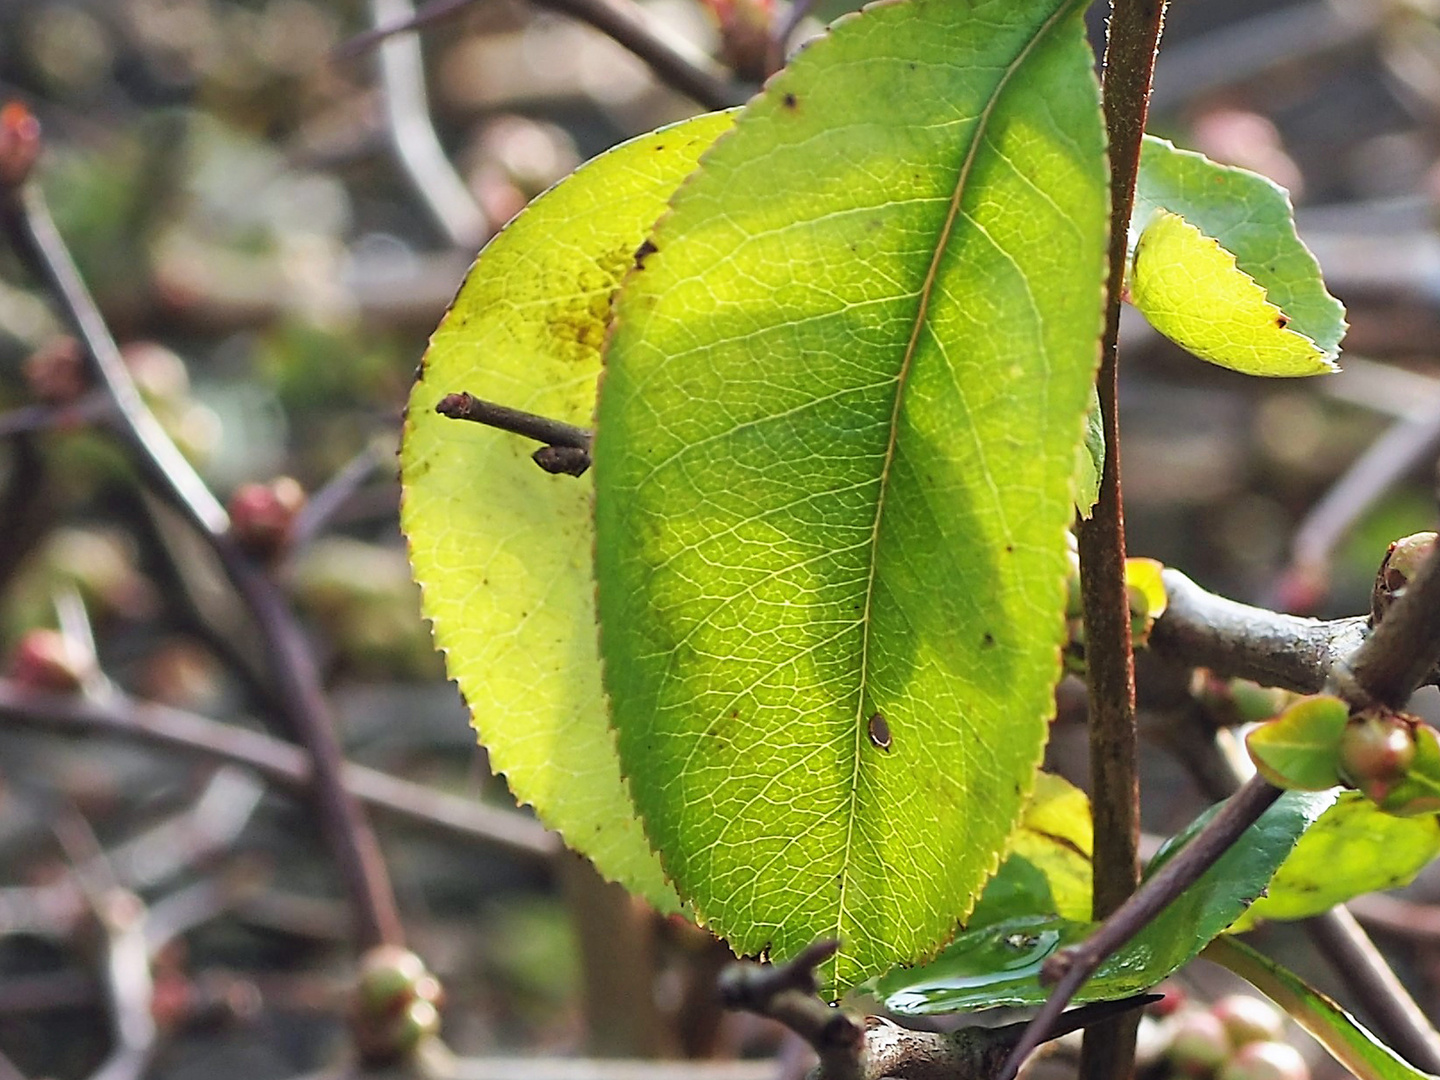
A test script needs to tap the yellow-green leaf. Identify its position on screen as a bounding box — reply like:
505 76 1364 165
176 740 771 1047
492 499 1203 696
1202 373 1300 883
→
1130 211 1334 377
399 112 735 911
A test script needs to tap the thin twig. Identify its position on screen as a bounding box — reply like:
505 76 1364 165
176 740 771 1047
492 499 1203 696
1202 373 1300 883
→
369 0 489 249
288 442 387 553
1273 401 1440 613
1304 906 1440 1073
0 186 227 534
997 776 1282 1080
0 390 110 437
338 0 744 111
436 392 593 448
1077 3 1168 1077
0 151 404 949
0 679 558 863
767 0 816 74
437 391 595 475
1351 893 1440 946
719 939 862 1080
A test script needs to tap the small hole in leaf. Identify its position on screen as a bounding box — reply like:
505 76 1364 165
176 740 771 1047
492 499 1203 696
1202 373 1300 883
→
867 712 892 752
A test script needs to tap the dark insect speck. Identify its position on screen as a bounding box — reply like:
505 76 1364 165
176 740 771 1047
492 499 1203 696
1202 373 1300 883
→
1275 315 1288 328
867 712 892 752
633 238 658 270
783 92 797 109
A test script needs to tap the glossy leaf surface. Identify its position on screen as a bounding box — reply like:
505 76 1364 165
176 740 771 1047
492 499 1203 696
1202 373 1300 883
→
400 113 734 910
1129 137 1345 377
871 790 1333 1013
1245 695 1347 791
1234 793 1440 929
595 0 1107 988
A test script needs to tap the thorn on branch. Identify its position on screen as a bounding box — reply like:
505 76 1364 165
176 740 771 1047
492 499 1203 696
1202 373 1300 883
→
436 392 594 477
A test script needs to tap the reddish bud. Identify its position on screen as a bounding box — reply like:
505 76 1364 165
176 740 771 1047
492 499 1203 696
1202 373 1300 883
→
1169 1009 1231 1076
228 477 305 559
1211 995 1284 1048
7 628 83 692
23 337 86 405
701 0 775 80
1146 981 1188 1018
1338 711 1416 802
352 946 442 1064
1219 1041 1309 1080
0 102 41 187
356 945 429 1016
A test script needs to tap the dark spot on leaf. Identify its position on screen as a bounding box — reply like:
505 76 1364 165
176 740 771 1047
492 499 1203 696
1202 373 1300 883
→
982 633 995 648
654 143 665 150
1005 544 1015 554
907 61 916 70
633 238 658 270
730 710 739 718
1275 315 1288 329
783 92 797 109
867 712 892 752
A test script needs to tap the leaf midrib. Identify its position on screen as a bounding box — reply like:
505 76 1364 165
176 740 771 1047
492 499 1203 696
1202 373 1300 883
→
830 0 1080 981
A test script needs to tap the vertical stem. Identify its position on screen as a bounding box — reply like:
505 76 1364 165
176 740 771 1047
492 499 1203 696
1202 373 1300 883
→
1079 4 1168 1080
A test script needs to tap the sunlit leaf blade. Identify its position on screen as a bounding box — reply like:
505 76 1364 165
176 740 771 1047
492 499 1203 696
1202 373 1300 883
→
969 773 1094 929
1244 694 1348 791
399 113 735 911
1130 212 1332 377
1130 136 1346 375
594 0 1107 989
870 790 1333 1013
1232 793 1440 930
1206 936 1440 1080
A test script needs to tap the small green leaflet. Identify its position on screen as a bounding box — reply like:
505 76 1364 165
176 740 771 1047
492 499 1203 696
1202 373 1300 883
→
1245 694 1348 791
1128 136 1346 377
1233 793 1440 930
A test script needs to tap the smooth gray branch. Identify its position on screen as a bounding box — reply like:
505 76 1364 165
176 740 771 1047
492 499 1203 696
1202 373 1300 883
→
1150 568 1368 693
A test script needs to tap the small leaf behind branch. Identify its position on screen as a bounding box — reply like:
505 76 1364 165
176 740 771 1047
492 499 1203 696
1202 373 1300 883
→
1129 136 1346 376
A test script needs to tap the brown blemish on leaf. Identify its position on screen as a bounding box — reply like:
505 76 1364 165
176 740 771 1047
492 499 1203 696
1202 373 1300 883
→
633 238 658 270
538 243 634 365
867 712 892 752
1275 315 1288 329
782 93 797 109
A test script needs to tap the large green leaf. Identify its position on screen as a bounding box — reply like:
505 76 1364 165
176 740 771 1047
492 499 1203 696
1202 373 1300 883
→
1233 793 1440 930
399 113 734 911
594 0 1107 988
1129 136 1345 376
1206 936 1440 1080
870 790 1334 1013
